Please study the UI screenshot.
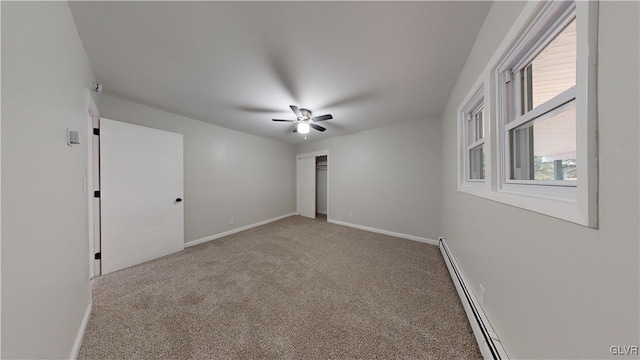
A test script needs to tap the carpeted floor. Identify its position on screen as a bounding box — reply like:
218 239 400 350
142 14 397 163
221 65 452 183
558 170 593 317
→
78 215 481 359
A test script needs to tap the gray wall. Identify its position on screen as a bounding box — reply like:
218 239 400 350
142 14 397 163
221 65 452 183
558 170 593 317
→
95 93 297 243
297 118 442 240
441 2 640 358
1 2 95 358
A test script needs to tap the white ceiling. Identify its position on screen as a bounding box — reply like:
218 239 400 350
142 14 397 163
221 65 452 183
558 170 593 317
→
70 1 492 144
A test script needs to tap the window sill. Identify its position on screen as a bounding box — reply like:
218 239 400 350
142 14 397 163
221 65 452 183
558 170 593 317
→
466 179 486 185
457 184 592 227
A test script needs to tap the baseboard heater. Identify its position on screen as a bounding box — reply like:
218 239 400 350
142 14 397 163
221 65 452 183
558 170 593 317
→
439 237 509 360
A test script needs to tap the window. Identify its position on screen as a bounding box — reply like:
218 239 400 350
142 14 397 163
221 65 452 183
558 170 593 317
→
510 101 576 182
502 13 577 186
457 0 598 227
459 87 486 186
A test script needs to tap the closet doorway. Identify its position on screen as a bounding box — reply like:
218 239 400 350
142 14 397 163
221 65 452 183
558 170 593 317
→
316 156 328 220
297 151 329 220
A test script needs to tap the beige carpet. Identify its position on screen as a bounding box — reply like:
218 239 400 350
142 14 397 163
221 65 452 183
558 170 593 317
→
79 215 481 359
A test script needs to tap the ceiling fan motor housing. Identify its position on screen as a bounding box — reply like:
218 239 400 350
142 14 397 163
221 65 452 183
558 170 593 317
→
299 108 312 121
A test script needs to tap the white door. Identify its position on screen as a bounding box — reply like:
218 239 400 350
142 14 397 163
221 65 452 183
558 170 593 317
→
298 156 316 218
100 119 184 274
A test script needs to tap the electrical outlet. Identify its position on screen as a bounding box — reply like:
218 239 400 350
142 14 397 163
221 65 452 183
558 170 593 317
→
478 284 485 306
348 211 353 218
229 218 234 225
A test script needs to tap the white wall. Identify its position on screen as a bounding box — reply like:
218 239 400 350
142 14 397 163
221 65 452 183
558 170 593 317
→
297 119 442 240
94 93 297 243
1 2 95 358
441 2 640 359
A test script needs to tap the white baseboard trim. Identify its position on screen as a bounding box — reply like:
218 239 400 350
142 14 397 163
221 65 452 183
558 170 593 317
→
439 238 509 360
185 212 297 248
327 219 438 245
69 302 92 360
317 211 327 215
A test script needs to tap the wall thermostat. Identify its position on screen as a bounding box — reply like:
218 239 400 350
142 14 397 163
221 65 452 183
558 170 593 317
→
67 128 81 146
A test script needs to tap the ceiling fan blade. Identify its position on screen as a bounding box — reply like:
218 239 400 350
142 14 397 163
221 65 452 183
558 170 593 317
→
272 119 294 122
312 114 333 122
290 105 302 117
310 124 326 132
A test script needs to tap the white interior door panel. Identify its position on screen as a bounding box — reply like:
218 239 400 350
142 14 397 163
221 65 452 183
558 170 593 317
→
100 119 184 274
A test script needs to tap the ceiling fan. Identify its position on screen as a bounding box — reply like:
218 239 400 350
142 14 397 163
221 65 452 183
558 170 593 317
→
272 105 333 136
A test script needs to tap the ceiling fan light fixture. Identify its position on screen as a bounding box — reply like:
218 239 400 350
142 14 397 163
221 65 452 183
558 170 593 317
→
297 122 310 134
274 105 332 135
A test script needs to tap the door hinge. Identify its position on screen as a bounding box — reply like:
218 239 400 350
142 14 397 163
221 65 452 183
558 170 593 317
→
94 252 101 260
94 190 100 198
93 128 100 136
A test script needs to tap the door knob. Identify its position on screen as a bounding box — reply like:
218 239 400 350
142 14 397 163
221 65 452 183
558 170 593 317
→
175 198 183 203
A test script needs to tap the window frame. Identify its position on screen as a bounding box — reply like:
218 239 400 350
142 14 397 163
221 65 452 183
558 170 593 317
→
458 85 489 190
498 3 578 194
465 88 486 183
456 0 598 228
505 97 577 187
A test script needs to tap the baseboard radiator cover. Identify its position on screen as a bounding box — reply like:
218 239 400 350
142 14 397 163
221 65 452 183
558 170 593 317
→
439 237 509 360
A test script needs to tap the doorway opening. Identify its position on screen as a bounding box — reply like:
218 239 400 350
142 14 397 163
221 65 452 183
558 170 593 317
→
296 150 329 221
316 156 328 221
